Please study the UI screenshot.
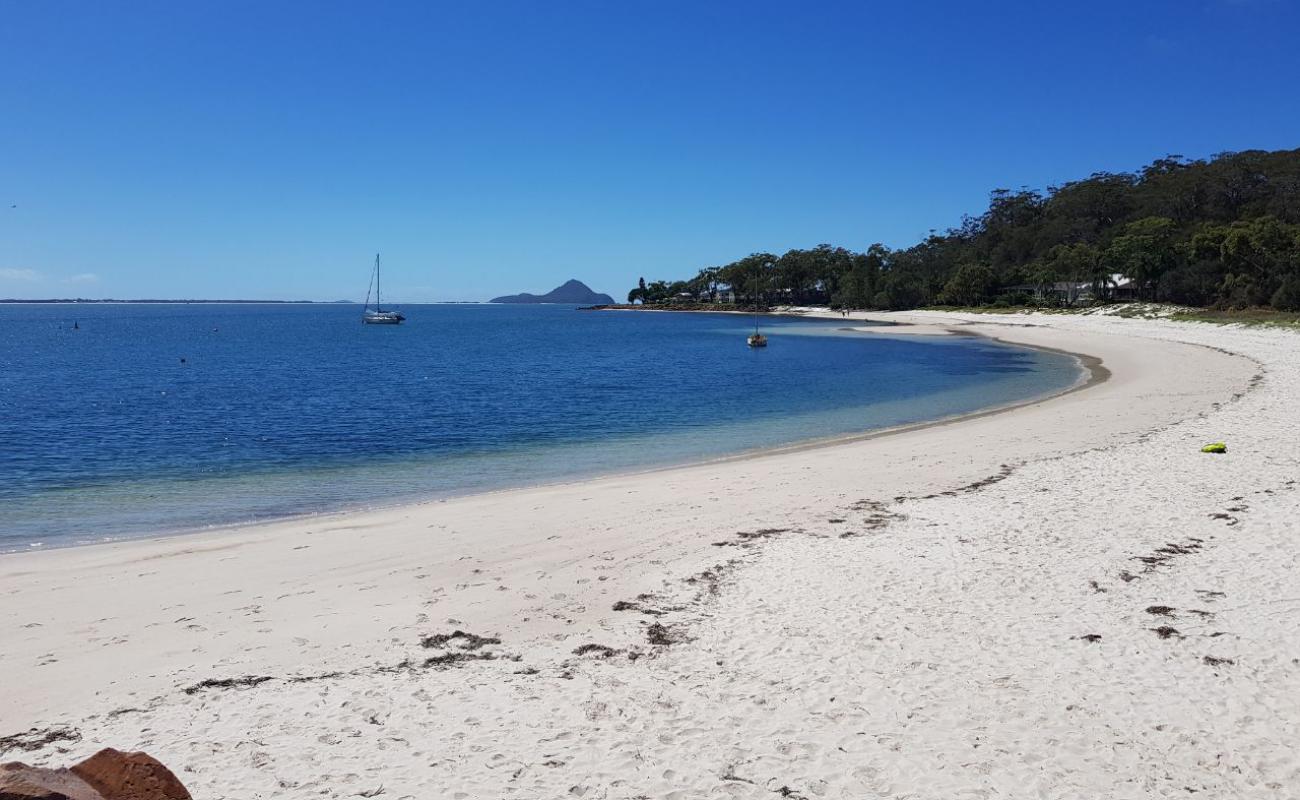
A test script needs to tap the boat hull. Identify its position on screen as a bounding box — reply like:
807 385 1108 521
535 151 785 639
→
363 313 405 325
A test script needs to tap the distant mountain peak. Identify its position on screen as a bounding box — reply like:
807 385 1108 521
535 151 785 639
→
490 279 614 305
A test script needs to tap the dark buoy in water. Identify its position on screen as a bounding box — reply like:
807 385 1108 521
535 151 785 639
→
180 357 187 364
73 321 79 330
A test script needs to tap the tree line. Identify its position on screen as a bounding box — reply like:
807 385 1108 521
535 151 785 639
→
626 148 1300 312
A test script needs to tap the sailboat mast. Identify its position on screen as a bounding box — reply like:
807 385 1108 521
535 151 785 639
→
375 253 381 312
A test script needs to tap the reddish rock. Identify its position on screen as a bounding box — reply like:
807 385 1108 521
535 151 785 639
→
69 751 190 800
0 751 190 800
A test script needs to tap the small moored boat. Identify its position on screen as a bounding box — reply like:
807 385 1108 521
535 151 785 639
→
362 253 405 325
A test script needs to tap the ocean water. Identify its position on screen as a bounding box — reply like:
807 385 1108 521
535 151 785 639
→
0 304 1082 551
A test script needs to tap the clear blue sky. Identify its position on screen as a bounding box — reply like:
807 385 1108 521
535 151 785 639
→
2 0 1297 301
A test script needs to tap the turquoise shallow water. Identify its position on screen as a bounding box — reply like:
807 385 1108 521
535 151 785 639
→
0 304 1082 551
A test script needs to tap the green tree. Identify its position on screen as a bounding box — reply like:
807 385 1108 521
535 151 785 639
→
1105 217 1179 300
719 253 777 308
642 280 672 304
1038 242 1105 304
1192 216 1300 307
936 263 998 306
1272 275 1300 311
830 245 887 308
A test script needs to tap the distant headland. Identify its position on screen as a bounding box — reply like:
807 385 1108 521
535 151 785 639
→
490 279 614 305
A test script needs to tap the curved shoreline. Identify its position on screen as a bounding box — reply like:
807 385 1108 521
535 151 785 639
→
1 319 1094 555
617 328 1106 468
0 312 1263 743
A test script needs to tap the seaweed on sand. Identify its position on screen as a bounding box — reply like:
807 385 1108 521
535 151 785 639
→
184 675 274 695
572 643 620 658
612 599 665 615
420 630 501 650
646 622 683 646
0 726 81 753
422 651 496 669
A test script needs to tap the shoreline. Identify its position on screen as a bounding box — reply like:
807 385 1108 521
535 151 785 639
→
5 310 1290 798
2 313 1095 556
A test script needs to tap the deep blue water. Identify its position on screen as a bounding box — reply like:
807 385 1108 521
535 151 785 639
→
0 304 1081 551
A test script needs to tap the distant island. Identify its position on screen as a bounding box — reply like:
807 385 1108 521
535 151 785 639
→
490 279 614 305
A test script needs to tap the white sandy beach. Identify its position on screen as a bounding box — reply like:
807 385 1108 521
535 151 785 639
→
3 310 1298 799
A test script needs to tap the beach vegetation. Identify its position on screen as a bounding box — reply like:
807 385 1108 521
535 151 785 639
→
1169 307 1300 328
937 263 998 306
625 148 1300 314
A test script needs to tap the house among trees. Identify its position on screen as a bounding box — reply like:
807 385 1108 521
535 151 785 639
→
1008 274 1139 305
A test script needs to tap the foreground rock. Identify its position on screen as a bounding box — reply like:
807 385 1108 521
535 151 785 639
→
0 749 190 800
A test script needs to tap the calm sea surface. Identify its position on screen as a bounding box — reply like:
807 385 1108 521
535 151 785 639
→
0 304 1081 551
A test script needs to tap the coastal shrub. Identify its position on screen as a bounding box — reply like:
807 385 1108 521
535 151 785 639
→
936 263 998 306
994 291 1034 307
1159 259 1223 307
1271 275 1300 311
877 278 928 310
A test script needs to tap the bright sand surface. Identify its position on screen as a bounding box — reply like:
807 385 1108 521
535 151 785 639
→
3 311 1298 799
847 323 955 336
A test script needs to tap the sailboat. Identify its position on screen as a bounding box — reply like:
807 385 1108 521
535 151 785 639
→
747 272 767 347
362 253 405 325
